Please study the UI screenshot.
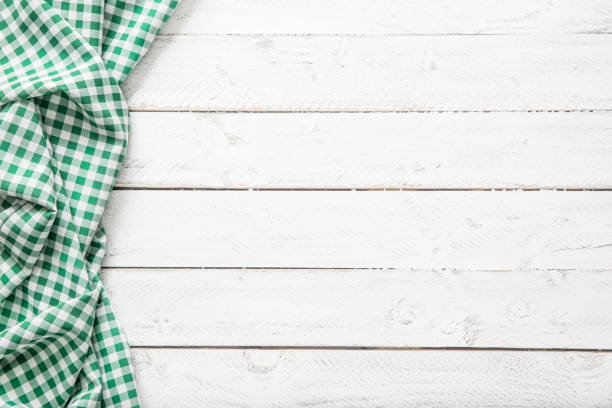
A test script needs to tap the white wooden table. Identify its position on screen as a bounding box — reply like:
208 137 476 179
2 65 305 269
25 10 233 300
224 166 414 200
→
102 0 612 406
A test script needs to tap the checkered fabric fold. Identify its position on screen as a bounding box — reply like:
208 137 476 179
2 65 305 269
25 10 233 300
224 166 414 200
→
0 0 177 405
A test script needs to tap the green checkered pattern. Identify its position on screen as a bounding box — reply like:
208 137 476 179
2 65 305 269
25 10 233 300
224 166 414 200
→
0 0 177 405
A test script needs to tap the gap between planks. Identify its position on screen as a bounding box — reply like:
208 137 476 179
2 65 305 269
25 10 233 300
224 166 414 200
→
127 109 608 113
105 265 605 270
130 345 612 353
113 187 612 191
157 33 612 37
105 266 592 271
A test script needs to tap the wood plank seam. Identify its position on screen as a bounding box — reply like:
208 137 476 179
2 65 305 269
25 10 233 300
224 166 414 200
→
113 187 612 191
131 346 612 352
128 109 612 113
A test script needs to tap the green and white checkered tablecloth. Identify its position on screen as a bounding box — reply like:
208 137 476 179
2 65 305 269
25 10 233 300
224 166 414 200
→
0 0 177 405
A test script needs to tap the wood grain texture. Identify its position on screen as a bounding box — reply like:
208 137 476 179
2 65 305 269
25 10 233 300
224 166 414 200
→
103 268 612 348
122 111 612 189
133 348 612 407
162 0 612 35
123 35 612 112
117 3 612 402
102 190 612 269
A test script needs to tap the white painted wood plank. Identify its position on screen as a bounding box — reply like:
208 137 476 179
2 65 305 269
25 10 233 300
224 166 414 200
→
123 35 612 112
122 111 612 189
102 190 612 269
133 348 612 407
163 0 612 35
103 268 612 348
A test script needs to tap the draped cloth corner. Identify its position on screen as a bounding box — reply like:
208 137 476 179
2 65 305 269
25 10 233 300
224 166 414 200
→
0 0 178 405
